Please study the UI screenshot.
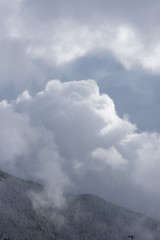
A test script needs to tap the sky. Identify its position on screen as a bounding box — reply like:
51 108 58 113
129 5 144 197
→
1 0 160 219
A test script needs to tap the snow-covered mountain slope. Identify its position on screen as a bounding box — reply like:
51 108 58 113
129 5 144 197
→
0 170 160 240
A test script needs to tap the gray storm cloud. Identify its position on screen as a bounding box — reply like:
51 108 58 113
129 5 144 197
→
1 79 160 217
1 0 160 95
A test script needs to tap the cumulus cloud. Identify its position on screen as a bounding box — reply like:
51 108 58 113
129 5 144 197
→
1 0 160 219
1 79 160 218
92 147 128 169
1 0 160 135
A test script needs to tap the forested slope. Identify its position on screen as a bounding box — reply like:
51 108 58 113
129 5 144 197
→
0 170 160 240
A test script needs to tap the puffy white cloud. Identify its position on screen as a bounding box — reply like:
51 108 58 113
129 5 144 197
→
1 79 160 217
0 0 160 116
1 0 160 217
92 147 128 169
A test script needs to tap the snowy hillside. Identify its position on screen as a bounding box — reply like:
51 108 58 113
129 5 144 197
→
0 170 160 240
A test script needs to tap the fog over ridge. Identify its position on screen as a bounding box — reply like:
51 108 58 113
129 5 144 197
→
0 79 160 218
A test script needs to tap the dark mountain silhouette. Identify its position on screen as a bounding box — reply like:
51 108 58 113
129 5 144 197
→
0 170 160 240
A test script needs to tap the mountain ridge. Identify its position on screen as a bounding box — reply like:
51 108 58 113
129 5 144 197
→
0 170 160 240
